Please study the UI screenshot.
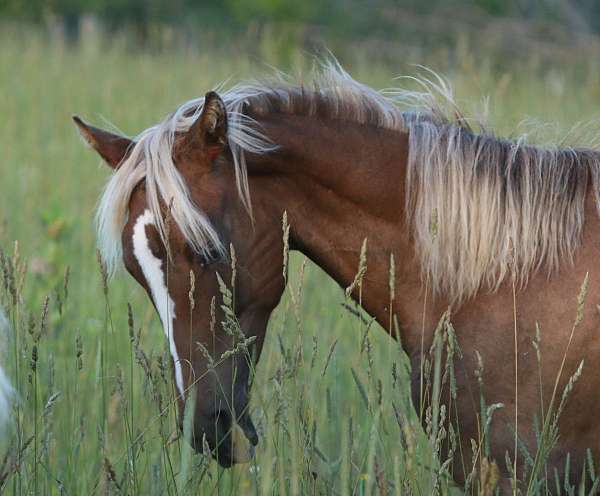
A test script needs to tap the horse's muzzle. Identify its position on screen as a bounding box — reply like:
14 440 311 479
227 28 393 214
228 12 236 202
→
193 409 258 467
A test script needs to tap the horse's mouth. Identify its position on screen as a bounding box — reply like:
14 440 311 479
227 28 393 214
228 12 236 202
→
230 421 257 462
214 416 258 467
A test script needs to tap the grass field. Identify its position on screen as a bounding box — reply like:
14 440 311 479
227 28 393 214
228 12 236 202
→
2 30 600 495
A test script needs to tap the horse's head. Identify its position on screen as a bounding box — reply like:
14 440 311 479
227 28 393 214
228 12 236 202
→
74 92 285 467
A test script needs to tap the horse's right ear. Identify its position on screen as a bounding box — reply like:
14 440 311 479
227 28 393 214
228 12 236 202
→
73 116 134 169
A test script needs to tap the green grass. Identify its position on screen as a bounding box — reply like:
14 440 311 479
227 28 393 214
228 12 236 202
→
2 29 600 495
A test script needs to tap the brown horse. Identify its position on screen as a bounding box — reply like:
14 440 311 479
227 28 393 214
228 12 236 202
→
74 63 600 491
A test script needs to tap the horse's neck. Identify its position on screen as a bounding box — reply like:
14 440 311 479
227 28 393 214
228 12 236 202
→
248 113 441 353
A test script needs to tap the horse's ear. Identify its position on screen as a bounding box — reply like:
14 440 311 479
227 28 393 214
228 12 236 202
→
72 116 134 169
186 92 228 155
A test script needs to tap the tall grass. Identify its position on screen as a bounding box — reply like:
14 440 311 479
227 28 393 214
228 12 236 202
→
2 29 600 494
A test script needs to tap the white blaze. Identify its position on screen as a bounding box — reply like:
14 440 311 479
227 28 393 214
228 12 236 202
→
132 210 184 398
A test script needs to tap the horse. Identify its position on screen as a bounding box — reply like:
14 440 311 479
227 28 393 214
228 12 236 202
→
74 62 600 492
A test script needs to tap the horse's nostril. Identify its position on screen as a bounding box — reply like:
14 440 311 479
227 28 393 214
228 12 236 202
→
211 409 228 426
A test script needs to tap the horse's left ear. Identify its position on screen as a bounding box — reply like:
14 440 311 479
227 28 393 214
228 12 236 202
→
185 91 228 156
72 116 134 170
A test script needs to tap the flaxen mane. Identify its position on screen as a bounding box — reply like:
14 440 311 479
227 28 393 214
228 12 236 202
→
95 61 600 302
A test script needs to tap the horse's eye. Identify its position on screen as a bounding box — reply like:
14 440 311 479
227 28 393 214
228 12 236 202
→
198 246 223 268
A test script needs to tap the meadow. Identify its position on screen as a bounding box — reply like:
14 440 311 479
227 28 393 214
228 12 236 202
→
2 29 600 495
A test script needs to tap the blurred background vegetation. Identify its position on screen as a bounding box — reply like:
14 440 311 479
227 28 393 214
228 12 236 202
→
2 0 600 71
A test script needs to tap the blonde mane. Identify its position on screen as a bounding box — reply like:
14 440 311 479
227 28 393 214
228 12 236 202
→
96 62 600 302
96 61 408 276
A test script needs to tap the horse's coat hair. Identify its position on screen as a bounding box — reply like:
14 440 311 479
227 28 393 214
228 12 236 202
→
132 210 185 397
96 62 600 302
